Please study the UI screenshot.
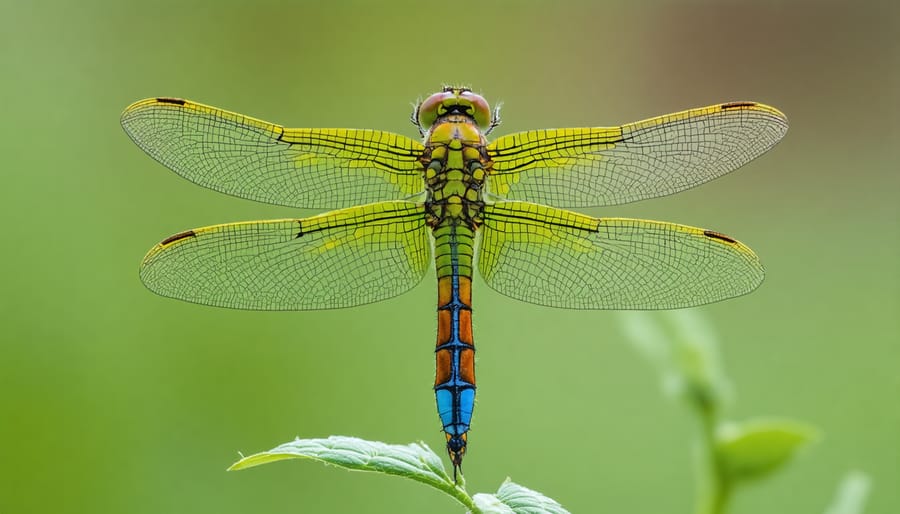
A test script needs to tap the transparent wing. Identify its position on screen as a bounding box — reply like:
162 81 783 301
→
121 98 426 209
477 202 763 309
140 201 431 310
486 102 787 207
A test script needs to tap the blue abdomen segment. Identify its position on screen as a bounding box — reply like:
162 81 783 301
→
436 386 475 435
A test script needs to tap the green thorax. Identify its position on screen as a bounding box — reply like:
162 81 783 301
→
420 115 490 230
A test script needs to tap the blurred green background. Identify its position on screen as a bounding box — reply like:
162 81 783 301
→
1 0 897 512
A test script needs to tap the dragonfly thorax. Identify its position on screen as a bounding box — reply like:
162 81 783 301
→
421 119 490 228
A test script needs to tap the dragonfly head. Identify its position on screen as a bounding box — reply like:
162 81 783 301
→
446 433 467 480
416 87 492 130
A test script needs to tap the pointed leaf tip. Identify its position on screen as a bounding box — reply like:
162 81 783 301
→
717 419 820 482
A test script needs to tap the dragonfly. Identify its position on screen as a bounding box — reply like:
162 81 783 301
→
121 87 787 479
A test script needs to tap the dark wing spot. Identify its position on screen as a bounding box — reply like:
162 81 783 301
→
156 97 186 105
703 230 737 244
160 230 196 246
721 102 757 110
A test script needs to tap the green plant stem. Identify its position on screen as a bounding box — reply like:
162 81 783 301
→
698 403 732 514
445 482 480 513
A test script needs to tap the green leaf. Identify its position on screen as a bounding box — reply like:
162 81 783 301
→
229 436 453 493
473 479 571 514
229 437 570 513
716 419 820 482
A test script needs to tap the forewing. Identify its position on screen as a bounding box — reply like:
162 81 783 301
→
121 98 425 209
487 102 787 207
141 201 431 310
478 202 764 309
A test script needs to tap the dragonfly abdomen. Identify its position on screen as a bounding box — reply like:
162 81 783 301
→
433 223 476 478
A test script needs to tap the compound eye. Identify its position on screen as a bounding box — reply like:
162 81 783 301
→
460 91 492 129
417 92 451 129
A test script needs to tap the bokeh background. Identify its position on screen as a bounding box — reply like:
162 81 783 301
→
1 0 897 512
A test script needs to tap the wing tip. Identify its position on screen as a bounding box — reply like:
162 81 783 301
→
140 229 199 269
702 230 767 296
121 97 189 123
720 100 789 131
